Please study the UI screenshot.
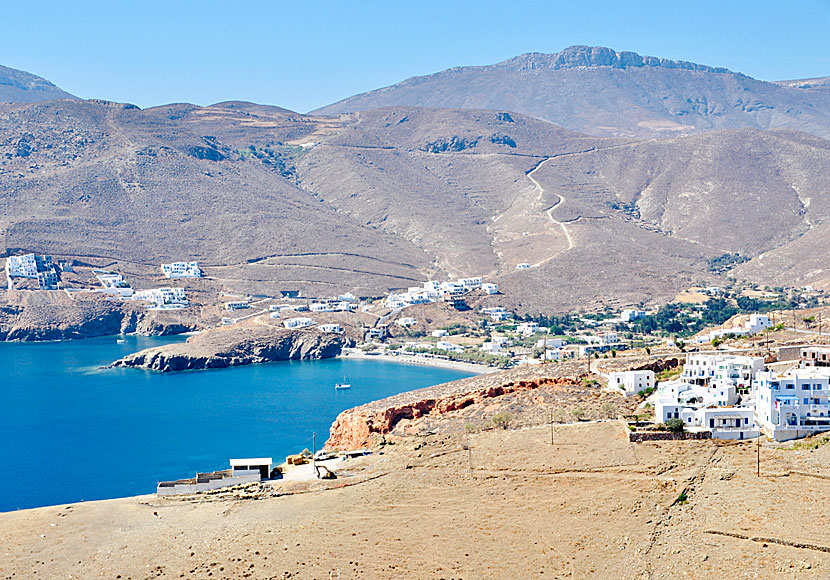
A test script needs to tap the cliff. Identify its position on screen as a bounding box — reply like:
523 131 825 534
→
110 322 351 372
326 361 617 449
0 290 202 341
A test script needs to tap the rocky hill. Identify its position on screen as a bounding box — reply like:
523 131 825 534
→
0 64 77 103
314 45 830 140
2 97 830 313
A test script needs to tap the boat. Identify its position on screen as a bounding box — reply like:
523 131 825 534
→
335 373 351 390
116 338 127 344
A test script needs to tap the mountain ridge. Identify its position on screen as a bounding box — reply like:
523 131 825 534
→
0 64 77 103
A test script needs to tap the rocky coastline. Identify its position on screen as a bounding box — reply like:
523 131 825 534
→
110 323 352 372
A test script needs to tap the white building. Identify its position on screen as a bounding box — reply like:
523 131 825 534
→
133 287 188 307
655 379 755 439
482 283 499 295
283 317 314 329
537 338 564 349
161 261 202 279
516 263 531 270
681 354 765 390
310 302 336 312
458 277 482 289
94 271 134 297
516 322 542 335
395 317 417 327
269 311 280 319
755 368 830 441
5 254 59 290
225 301 250 311
695 313 773 344
481 341 502 353
432 329 449 338
490 311 512 322
585 332 619 345
338 292 358 302
435 341 464 353
319 323 343 334
608 370 655 396
621 309 646 322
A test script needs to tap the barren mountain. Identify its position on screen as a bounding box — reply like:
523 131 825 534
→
314 45 830 140
0 64 77 103
2 97 830 312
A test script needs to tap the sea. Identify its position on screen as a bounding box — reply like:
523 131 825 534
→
0 335 472 512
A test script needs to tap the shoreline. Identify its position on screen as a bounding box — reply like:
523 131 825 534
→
340 349 496 375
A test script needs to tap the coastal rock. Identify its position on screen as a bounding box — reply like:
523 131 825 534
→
327 366 585 450
0 290 202 342
111 324 352 372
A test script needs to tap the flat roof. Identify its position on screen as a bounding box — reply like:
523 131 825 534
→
230 457 272 467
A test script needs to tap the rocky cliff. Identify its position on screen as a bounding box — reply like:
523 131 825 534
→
326 363 598 449
0 290 202 341
110 323 351 372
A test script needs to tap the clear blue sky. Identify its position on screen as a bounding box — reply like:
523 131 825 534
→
3 0 829 112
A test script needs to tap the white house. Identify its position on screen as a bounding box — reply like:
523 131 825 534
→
516 322 542 335
161 261 202 279
755 368 830 441
621 309 646 322
283 317 314 329
310 302 336 312
490 311 512 322
5 254 59 290
655 379 754 439
94 271 134 297
681 354 765 390
395 317 417 327
133 287 188 307
432 329 449 337
319 323 343 334
338 292 358 302
482 283 499 295
458 277 482 289
269 311 280 319
537 338 564 349
435 341 463 353
225 301 250 311
481 341 502 353
695 313 773 343
608 370 655 396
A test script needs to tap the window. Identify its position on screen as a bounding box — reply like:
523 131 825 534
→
802 384 809 390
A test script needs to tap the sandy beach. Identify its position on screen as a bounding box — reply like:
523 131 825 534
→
340 348 497 374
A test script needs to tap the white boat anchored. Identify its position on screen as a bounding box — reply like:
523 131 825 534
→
335 373 352 390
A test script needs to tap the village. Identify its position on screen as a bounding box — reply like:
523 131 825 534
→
4 251 830 447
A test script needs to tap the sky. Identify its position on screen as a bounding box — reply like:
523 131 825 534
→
2 0 830 112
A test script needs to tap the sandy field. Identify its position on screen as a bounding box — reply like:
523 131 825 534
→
3 420 830 580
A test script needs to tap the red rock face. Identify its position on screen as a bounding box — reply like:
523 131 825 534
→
327 377 578 450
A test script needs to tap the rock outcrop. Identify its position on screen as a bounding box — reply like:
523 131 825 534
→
111 323 351 372
327 363 589 450
0 290 202 341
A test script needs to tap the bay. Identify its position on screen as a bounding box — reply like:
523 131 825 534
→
0 335 472 511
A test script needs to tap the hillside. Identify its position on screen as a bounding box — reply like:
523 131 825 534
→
313 45 830 140
2 98 830 313
0 64 77 103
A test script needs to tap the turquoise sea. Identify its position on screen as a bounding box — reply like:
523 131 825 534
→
0 335 472 511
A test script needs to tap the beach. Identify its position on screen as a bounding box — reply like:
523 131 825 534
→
340 348 497 374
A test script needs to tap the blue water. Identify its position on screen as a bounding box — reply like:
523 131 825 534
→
0 335 472 511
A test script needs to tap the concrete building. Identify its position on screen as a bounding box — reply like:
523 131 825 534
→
432 329 449 337
537 338 565 349
319 323 343 334
5 253 60 290
482 283 499 295
621 309 646 322
801 346 830 368
655 379 755 439
133 287 188 307
161 261 202 278
224 301 250 311
395 317 417 327
755 368 830 441
157 458 272 496
681 354 765 390
283 317 314 329
608 370 655 396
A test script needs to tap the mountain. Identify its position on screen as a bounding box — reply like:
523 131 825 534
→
2 98 830 312
313 45 830 140
0 64 77 103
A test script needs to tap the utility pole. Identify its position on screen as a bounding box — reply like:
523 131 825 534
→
550 410 554 446
312 432 317 478
757 433 760 477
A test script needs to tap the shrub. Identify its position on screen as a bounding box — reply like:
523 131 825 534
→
571 407 585 421
492 411 512 429
600 402 617 418
665 418 685 433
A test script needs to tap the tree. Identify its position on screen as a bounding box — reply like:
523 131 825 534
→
571 407 585 421
665 418 685 433
553 408 568 423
